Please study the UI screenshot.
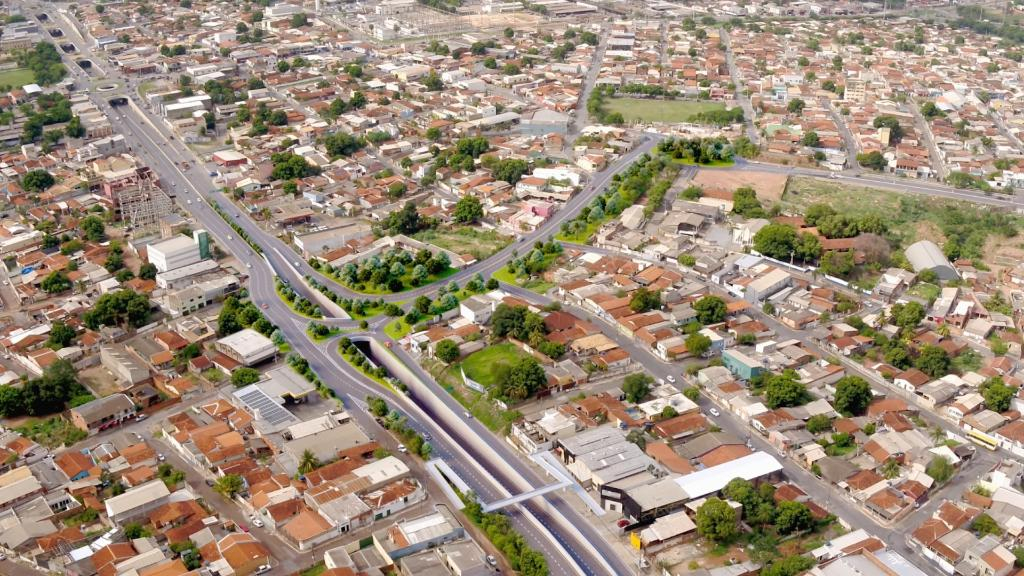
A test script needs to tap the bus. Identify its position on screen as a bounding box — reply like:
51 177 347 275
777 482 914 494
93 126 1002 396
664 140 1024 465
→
967 429 999 451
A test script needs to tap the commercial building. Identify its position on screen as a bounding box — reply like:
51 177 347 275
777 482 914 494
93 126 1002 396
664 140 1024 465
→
722 349 765 381
69 393 136 435
100 346 150 386
215 328 277 366
147 233 206 273
162 274 240 317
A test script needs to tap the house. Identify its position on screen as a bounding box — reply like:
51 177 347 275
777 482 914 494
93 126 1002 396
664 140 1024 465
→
722 349 764 381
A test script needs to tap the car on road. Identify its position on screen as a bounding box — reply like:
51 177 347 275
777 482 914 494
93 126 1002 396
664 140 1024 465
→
255 565 271 575
293 261 301 268
261 303 269 310
708 408 720 417
0 552 7 561
486 555 498 567
464 411 473 419
157 453 165 462
247 263 252 268
135 414 147 421
227 235 233 241
422 432 431 441
397 444 407 453
252 518 264 528
666 375 676 384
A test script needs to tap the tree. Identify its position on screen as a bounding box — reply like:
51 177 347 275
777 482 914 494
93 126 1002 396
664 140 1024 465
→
695 498 738 543
685 332 712 357
972 513 1002 537
889 301 925 333
491 158 529 185
981 376 1014 413
298 449 320 474
22 170 55 193
787 98 806 114
762 556 815 576
629 288 661 313
40 271 71 293
83 290 152 330
682 387 700 402
138 263 157 280
820 250 855 277
426 126 442 141
764 371 809 408
731 187 765 217
806 414 832 434
123 523 150 539
496 356 546 401
833 376 872 416
857 150 887 171
214 474 243 498
873 115 904 142
623 373 653 403
926 456 954 483
290 13 308 28
625 429 646 450
65 116 84 138
801 131 820 147
231 368 260 387
435 339 459 363
881 458 901 479
775 501 814 535
453 195 484 224
693 296 727 325
915 345 951 378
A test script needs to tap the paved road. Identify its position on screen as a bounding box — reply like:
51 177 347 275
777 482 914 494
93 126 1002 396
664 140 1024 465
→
721 28 759 145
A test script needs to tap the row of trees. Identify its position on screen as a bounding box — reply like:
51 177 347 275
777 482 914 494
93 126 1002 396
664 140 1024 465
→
561 153 672 239
216 296 278 339
329 247 452 293
366 394 433 459
0 360 90 418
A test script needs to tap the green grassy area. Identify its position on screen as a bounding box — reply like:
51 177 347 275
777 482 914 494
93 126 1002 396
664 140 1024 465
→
425 358 522 433
307 326 341 342
603 98 726 123
907 282 941 303
413 227 513 261
461 343 530 389
16 417 87 448
338 340 396 393
672 157 735 168
0 68 37 88
275 282 322 319
492 265 555 293
347 300 405 321
555 219 604 244
384 318 412 340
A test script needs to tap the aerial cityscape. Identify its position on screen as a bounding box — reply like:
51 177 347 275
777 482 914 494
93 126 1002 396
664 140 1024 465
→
2 0 1024 575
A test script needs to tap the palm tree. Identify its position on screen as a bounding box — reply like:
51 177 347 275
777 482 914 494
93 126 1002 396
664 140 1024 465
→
298 449 320 475
931 426 947 446
881 459 901 480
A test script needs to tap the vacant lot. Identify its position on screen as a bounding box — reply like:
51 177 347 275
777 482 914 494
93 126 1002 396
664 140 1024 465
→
692 170 789 203
461 343 530 388
604 98 726 124
413 227 512 261
0 68 36 88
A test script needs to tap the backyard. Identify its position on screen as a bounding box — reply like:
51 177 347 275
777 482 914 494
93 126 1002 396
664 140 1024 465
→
603 98 727 124
15 417 87 448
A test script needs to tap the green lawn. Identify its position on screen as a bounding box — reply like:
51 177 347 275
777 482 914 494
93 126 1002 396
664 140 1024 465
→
555 219 604 244
672 157 735 168
460 343 530 389
425 358 522 433
16 417 87 448
492 265 555 294
604 98 726 124
907 282 941 302
384 318 412 340
0 68 37 88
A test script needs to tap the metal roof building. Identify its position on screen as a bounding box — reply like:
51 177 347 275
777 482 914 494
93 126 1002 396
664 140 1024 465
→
905 240 958 281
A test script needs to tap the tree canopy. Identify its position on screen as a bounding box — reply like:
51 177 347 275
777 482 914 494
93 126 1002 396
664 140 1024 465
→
833 376 872 416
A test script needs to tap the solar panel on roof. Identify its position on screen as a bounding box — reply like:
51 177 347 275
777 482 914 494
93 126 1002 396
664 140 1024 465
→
236 387 298 426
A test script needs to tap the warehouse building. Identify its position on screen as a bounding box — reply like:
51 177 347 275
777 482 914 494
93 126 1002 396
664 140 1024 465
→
215 328 277 366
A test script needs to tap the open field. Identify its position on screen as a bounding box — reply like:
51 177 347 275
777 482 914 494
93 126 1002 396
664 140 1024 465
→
461 343 530 389
413 227 512 261
425 358 522 433
0 68 36 88
603 98 726 124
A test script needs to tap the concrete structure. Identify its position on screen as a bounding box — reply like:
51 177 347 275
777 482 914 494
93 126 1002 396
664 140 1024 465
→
100 345 150 386
104 479 171 523
722 349 764 381
147 235 202 273
215 328 277 366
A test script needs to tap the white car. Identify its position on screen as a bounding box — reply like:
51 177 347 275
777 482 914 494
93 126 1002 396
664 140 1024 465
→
666 375 676 384
397 444 407 453
252 518 264 528
157 453 165 462
255 565 271 574
709 408 720 417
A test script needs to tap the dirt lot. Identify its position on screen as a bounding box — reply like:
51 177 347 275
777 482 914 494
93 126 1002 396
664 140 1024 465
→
80 364 124 398
691 170 789 203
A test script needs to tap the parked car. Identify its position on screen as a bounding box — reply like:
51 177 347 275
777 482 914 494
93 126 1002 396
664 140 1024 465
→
157 453 165 462
253 518 264 528
486 555 497 567
666 375 676 384
397 444 407 453
255 565 271 574
709 408 720 417
135 414 147 421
